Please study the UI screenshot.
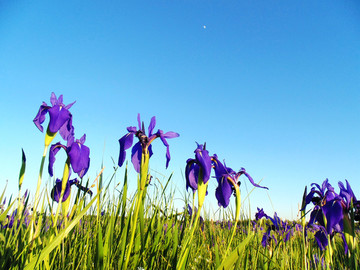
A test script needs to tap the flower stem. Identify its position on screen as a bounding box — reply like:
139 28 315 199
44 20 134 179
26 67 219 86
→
122 150 149 270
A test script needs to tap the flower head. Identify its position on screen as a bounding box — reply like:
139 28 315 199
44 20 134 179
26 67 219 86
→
185 143 212 193
49 134 90 178
51 178 92 203
33 92 75 141
118 114 179 173
212 155 268 208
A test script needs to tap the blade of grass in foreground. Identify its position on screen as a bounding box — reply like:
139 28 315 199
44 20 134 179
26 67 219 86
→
217 232 254 270
24 193 99 270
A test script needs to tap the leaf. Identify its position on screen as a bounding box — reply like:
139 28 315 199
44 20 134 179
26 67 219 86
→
217 233 254 270
24 193 99 270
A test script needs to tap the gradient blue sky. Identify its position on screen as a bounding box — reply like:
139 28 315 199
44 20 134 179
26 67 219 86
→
1 1 359 220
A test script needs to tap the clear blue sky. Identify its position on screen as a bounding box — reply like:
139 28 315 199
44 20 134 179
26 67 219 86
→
1 1 359 220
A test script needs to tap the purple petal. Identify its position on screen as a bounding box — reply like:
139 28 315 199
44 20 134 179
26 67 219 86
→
33 104 50 132
185 160 198 192
59 114 74 141
57 94 63 105
194 144 212 184
215 176 232 208
240 168 268 190
67 140 90 178
137 113 141 130
131 142 142 173
79 134 86 144
162 131 180 138
323 199 343 234
148 116 156 136
212 155 227 182
118 133 134 167
50 92 57 106
127 126 137 133
48 142 66 177
48 105 71 133
64 100 76 110
51 178 75 203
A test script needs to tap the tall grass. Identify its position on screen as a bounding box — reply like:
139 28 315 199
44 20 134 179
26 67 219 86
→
1 164 359 269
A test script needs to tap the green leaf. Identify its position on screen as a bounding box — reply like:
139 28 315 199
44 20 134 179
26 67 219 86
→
0 200 15 223
18 149 26 189
96 223 104 268
24 194 99 270
217 233 254 270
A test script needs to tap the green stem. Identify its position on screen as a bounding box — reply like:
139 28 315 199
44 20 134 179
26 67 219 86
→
122 150 150 270
53 158 71 229
222 187 241 261
177 175 208 270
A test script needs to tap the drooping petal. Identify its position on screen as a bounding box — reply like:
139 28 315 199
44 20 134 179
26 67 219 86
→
314 226 328 251
322 199 343 235
157 129 179 168
118 133 134 167
59 113 74 141
48 142 66 177
131 141 142 173
33 103 50 132
212 155 227 182
185 159 198 192
239 168 268 189
215 176 232 208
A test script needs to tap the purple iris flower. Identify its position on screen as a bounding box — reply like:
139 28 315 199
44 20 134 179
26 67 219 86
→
255 208 269 220
338 179 360 220
51 178 93 203
304 179 343 235
118 114 179 173
185 143 212 193
33 92 75 140
255 209 293 247
303 179 350 252
212 155 268 208
49 134 90 178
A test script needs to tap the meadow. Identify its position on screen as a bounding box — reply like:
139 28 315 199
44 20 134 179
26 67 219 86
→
1 93 359 269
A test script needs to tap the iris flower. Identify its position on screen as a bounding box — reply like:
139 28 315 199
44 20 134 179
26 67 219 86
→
303 179 348 252
185 143 212 193
49 134 90 178
33 92 75 141
255 209 293 247
304 179 343 235
118 114 179 173
212 155 268 208
51 178 92 203
338 179 360 220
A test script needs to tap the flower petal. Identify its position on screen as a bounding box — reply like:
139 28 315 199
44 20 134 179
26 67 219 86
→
215 176 232 208
48 142 65 177
131 141 142 173
48 105 71 133
67 139 90 178
33 103 50 132
118 133 134 167
194 144 212 184
148 116 156 136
